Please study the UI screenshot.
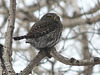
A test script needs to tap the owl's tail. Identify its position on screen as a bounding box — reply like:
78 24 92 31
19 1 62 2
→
13 35 27 41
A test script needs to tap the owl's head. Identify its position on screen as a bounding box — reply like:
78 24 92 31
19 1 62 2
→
40 13 60 22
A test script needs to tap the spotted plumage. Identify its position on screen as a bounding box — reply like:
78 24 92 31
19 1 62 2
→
13 13 63 51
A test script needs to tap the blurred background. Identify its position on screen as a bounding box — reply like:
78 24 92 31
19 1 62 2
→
0 0 100 75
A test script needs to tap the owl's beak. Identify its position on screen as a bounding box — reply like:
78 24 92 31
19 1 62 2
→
54 16 56 20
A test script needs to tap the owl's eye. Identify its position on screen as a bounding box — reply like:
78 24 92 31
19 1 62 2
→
47 15 52 18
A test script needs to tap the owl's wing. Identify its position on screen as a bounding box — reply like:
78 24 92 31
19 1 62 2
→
26 20 59 38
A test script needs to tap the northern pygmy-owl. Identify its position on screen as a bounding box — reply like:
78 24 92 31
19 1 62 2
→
13 13 63 51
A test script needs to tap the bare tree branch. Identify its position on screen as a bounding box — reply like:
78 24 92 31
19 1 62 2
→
18 50 47 75
68 2 100 18
50 49 100 66
63 14 100 28
76 2 100 17
3 0 16 75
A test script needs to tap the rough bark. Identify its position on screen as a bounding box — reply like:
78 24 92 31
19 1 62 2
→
3 0 16 75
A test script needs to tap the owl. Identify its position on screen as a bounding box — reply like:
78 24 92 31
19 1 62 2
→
13 13 63 53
